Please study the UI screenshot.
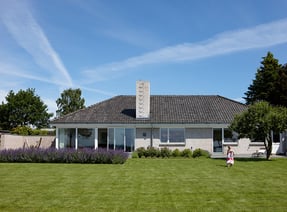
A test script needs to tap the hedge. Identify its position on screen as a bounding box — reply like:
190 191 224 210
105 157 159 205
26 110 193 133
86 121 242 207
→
0 148 129 164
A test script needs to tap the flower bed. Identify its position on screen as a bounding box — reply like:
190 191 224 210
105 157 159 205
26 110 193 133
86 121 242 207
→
0 148 128 164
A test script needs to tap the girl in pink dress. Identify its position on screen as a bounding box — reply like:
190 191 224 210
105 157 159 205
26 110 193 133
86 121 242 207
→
226 146 234 167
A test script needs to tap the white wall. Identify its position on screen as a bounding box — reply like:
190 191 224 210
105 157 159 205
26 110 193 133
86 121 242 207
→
0 134 55 150
133 127 269 155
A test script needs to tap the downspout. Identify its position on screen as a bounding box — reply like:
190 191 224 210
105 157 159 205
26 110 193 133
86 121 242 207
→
150 124 153 147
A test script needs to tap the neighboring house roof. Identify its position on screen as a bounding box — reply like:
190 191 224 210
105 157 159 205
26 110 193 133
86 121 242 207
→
51 95 247 125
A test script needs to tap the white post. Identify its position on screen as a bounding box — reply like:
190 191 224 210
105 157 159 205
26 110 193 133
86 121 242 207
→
75 128 78 150
55 128 59 149
94 128 98 149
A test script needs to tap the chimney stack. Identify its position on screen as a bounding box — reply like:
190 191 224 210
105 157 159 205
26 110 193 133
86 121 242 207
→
136 81 150 119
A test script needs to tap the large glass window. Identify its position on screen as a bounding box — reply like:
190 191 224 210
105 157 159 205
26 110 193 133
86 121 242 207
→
160 128 168 143
108 128 114 150
108 128 135 152
213 128 222 152
224 129 238 143
115 128 125 150
58 128 76 148
125 128 135 152
272 131 280 143
78 128 95 148
160 128 185 143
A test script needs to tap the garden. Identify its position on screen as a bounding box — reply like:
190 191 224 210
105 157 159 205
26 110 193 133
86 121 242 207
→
0 156 286 211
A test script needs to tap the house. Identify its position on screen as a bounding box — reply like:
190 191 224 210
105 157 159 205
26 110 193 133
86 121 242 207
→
51 81 286 155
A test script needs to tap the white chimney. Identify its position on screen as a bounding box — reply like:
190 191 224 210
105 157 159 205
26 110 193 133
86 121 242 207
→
136 81 150 119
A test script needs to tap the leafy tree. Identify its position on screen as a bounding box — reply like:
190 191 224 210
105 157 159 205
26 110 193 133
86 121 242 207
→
230 101 287 160
244 52 287 106
0 88 53 130
56 88 85 117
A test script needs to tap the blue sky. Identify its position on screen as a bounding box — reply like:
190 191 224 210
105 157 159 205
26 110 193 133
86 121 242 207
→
1 0 287 116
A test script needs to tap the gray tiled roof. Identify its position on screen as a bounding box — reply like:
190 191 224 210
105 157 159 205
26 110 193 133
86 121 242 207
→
51 95 247 125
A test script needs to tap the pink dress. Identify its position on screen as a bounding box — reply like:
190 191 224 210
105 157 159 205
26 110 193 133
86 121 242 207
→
226 150 234 165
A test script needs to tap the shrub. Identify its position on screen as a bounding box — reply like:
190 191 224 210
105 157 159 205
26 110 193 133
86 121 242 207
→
160 147 172 158
11 126 33 135
145 146 160 158
131 152 139 158
192 148 210 158
136 147 146 158
11 126 51 136
172 149 181 157
181 149 192 158
0 148 129 164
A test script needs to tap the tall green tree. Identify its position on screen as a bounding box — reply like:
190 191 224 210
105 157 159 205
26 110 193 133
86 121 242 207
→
56 88 85 117
230 101 287 160
0 88 53 130
244 52 286 106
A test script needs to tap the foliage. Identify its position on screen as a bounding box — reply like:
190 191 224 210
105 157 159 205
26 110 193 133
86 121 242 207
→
56 88 85 117
192 148 210 158
244 52 287 107
172 148 181 157
0 148 128 164
131 151 139 158
135 147 200 158
181 149 193 158
11 126 50 136
145 146 160 157
230 101 287 160
136 147 146 158
0 88 53 130
160 147 172 158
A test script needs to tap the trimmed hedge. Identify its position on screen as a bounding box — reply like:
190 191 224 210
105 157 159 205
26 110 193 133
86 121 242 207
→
192 148 211 158
134 147 210 159
0 148 129 164
11 126 55 136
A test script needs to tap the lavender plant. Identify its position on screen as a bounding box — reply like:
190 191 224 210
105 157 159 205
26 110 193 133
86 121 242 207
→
0 148 129 164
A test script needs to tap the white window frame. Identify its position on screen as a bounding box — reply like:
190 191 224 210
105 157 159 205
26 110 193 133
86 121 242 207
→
223 128 238 144
160 128 185 144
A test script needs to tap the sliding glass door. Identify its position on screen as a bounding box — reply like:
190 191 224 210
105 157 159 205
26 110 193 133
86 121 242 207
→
108 128 135 152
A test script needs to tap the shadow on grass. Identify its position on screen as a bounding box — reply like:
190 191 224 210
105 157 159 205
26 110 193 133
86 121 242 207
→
212 158 268 162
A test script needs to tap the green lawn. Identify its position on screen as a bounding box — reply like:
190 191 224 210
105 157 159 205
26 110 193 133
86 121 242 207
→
0 158 287 211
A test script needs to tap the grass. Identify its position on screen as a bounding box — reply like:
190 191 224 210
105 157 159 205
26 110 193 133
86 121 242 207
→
0 158 287 211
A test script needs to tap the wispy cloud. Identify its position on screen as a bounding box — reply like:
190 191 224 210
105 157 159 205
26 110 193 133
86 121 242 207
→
0 62 65 86
83 18 287 82
0 0 73 87
73 0 162 49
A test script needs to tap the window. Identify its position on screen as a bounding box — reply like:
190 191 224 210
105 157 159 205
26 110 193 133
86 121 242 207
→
213 128 222 152
272 131 280 143
108 128 135 152
78 128 95 148
213 128 238 153
160 128 185 143
58 128 76 148
224 129 238 143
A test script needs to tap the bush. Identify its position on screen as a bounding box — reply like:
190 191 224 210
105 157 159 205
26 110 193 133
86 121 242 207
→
192 148 210 158
181 149 193 158
131 152 139 158
136 147 146 158
0 148 129 164
172 149 181 157
11 126 51 136
11 126 32 135
160 147 172 158
145 146 160 158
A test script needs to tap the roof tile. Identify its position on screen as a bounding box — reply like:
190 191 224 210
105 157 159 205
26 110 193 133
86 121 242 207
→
51 95 247 124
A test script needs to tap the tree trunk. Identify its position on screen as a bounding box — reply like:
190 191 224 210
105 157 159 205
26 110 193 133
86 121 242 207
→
265 135 272 160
